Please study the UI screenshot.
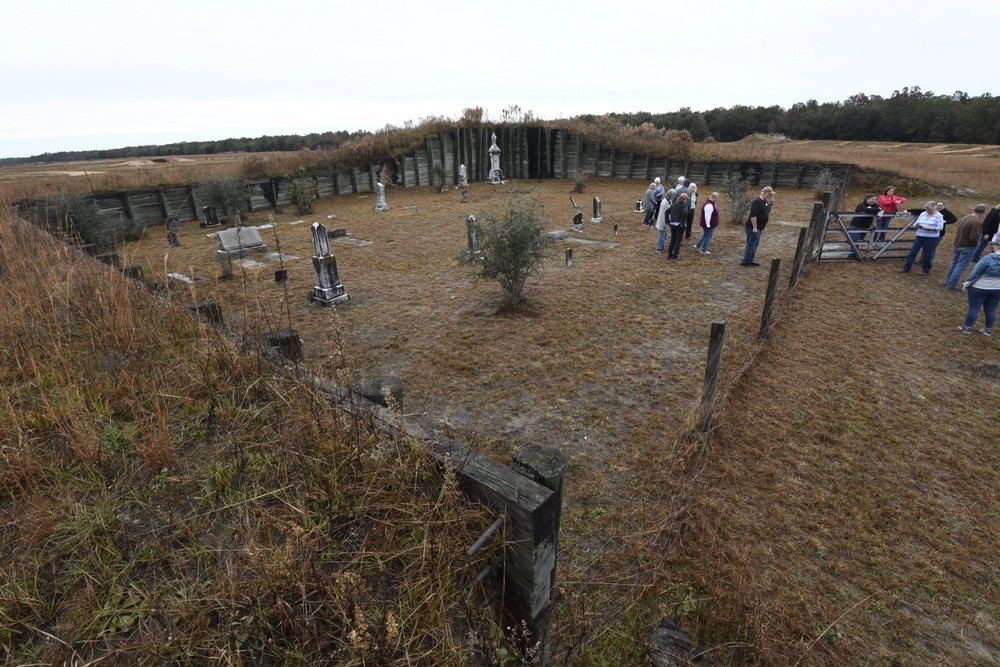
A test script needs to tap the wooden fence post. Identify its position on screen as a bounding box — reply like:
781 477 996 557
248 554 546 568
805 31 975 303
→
697 321 726 432
788 227 808 292
759 258 781 341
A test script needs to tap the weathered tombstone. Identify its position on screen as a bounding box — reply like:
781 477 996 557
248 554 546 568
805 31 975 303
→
327 227 348 238
357 375 404 410
167 218 183 247
461 189 469 202
308 222 349 306
187 300 225 327
570 196 580 209
591 196 603 223
458 163 469 187
374 182 389 212
216 226 268 261
635 200 643 213
122 264 144 281
274 269 289 283
565 248 573 267
487 133 504 184
200 206 220 228
261 329 303 362
466 215 483 262
571 212 584 231
96 253 120 268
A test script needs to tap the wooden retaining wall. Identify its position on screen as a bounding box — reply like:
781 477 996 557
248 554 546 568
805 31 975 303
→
69 126 852 226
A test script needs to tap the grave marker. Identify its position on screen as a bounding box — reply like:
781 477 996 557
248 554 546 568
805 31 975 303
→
374 182 389 212
458 163 469 187
466 215 483 262
487 133 504 184
308 222 349 306
591 196 603 223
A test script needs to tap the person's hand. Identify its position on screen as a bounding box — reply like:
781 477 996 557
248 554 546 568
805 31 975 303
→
962 282 970 291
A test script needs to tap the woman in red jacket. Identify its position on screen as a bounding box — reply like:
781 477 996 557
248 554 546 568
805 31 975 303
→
874 185 907 245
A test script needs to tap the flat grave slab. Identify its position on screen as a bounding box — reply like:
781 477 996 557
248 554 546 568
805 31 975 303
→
332 237 373 247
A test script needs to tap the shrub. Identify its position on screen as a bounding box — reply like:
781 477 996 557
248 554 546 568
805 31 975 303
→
200 177 248 222
721 170 758 224
38 192 144 249
811 166 842 199
664 129 694 160
573 167 587 193
287 177 319 215
476 194 553 307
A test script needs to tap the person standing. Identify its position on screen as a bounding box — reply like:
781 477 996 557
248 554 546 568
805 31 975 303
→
958 235 1000 336
667 193 689 259
642 183 657 226
685 183 698 239
741 186 774 267
972 203 1000 262
695 192 720 254
899 201 945 274
875 186 907 244
944 204 987 289
850 193 880 243
654 188 675 255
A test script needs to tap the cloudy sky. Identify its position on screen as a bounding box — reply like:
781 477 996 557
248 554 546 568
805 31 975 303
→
2 0 995 159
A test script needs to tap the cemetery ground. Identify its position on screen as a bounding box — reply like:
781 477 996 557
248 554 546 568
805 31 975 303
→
113 177 1000 665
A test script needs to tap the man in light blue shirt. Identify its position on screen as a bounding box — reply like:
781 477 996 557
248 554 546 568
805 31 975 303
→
900 201 946 274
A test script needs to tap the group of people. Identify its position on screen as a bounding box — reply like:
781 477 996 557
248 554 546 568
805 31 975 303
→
641 176 724 261
850 186 1000 335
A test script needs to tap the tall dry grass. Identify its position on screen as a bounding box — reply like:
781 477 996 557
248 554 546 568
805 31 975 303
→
0 207 502 665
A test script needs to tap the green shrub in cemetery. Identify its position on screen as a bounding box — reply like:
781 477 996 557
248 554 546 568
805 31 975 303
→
476 194 553 307
200 176 249 222
811 166 842 199
39 192 144 249
287 177 319 215
721 169 758 224
574 167 587 193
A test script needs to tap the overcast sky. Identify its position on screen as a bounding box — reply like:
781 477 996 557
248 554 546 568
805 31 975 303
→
2 0 996 159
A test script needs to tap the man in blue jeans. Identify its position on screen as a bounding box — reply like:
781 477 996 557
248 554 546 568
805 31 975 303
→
899 201 945 274
945 204 987 289
741 186 774 267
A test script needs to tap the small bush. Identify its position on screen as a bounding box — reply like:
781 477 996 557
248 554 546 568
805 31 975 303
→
38 192 144 249
664 129 694 161
573 168 587 193
287 177 319 215
721 170 758 224
476 194 553 307
200 177 248 222
811 166 842 199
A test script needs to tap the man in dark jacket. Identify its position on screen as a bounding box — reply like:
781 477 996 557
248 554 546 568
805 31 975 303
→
972 204 1000 262
850 194 880 243
945 204 987 289
741 187 774 267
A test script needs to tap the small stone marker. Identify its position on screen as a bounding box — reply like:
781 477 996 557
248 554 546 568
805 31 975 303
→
458 163 469 187
261 329 303 362
187 299 225 327
96 253 120 268
546 230 568 240
634 200 643 213
308 222 349 306
565 248 573 267
357 375 403 410
466 215 483 262
461 189 469 202
571 212 584 232
374 182 389 212
570 196 580 209
201 206 220 228
591 196 603 223
216 226 268 260
327 227 348 238
614 223 618 235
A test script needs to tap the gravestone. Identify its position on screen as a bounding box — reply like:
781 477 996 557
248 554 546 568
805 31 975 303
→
487 133 504 184
571 212 584 232
570 196 580 209
591 196 603 223
216 226 268 260
167 218 183 247
308 222 349 306
458 163 469 187
261 329 303 362
96 253 120 268
634 200 643 213
201 206 220 227
187 299 225 327
327 227 348 238
465 215 483 262
374 182 389 212
461 190 469 202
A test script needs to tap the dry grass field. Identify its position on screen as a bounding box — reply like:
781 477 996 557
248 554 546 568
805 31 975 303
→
4 139 1000 665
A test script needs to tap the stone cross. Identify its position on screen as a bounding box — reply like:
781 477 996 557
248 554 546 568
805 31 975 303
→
458 163 469 187
374 182 389 212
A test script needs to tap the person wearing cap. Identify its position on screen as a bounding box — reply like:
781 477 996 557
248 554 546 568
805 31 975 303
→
944 204 988 289
958 233 1000 336
972 203 1000 262
741 186 775 267
642 183 657 227
899 201 945 274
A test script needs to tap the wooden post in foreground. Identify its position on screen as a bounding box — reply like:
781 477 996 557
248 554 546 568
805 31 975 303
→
788 227 808 292
759 258 782 342
697 321 726 433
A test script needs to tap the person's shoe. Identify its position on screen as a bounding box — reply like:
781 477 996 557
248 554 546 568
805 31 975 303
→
979 328 993 336
701 250 711 255
946 285 958 290
898 268 909 273
656 250 663 255
957 326 973 334
921 271 930 275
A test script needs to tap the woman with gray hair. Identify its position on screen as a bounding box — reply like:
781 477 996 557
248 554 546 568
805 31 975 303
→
958 234 1000 335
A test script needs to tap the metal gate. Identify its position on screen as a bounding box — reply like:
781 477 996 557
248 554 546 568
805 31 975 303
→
816 211 919 261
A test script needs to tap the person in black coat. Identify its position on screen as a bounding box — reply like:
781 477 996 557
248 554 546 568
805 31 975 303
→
850 193 880 243
973 203 1000 261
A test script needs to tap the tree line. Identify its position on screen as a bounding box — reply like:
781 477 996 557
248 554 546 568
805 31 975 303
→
606 87 1000 144
5 87 998 165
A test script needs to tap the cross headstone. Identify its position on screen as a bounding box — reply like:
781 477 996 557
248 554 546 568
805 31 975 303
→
591 196 603 223
374 182 389 212
308 222 349 306
465 215 483 262
458 163 469 187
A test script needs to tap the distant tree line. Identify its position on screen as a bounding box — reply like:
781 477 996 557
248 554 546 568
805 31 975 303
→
5 87 998 166
606 87 1000 144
